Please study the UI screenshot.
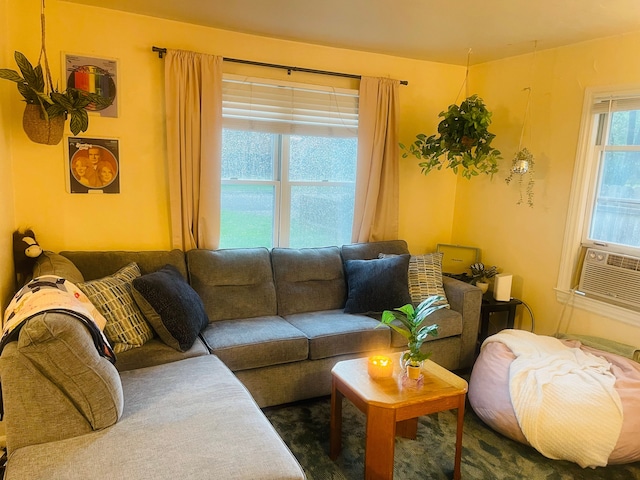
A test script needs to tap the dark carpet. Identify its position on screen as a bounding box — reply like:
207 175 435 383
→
264 396 640 480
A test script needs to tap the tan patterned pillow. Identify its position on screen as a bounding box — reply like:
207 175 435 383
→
78 263 154 353
380 252 449 308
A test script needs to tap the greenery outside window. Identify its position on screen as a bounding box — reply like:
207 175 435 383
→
557 86 640 324
219 75 358 249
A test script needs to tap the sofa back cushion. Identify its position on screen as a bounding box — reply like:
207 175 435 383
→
341 239 410 261
272 246 346 316
60 250 187 281
187 248 277 322
32 251 85 284
18 313 123 431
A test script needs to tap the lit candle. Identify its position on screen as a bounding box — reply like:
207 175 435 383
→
368 355 393 379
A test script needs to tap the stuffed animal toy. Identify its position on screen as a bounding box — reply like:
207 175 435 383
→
13 229 43 289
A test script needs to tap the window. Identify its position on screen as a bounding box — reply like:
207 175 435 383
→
557 87 640 323
220 75 358 249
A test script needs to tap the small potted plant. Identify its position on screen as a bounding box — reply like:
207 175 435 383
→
401 94 502 179
469 262 499 293
378 296 446 383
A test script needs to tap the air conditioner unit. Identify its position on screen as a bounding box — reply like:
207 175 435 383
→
578 248 640 310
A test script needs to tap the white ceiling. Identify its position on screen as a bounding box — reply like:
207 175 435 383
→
63 0 640 65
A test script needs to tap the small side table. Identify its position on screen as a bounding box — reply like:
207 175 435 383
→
478 294 522 344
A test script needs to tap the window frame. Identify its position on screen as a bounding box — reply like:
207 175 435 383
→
220 74 359 249
556 85 640 325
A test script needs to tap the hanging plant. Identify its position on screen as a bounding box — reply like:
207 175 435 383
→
0 2 110 144
401 94 502 179
505 147 535 207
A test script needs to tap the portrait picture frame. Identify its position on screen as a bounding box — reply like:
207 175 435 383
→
67 137 120 194
64 53 118 118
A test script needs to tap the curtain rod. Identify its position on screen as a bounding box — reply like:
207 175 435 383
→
151 46 408 85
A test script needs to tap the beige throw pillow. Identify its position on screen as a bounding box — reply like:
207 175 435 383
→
78 263 154 353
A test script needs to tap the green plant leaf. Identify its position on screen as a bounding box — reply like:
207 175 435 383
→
0 69 23 83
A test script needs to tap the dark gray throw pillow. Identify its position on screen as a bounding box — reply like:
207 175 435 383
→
343 254 412 314
131 264 209 352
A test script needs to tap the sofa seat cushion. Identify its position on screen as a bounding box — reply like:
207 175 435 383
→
201 316 308 371
388 307 463 348
285 309 391 360
114 337 210 372
5 356 305 480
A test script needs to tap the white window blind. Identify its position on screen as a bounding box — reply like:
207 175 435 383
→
222 74 358 137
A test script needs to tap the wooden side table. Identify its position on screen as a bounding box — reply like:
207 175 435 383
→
478 294 523 344
330 356 467 480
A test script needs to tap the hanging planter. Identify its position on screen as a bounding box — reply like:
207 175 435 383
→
0 2 110 145
401 94 502 179
22 103 65 145
505 147 535 207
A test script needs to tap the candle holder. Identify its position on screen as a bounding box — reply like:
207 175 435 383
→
367 355 393 379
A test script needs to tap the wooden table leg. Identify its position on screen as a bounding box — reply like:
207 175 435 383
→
365 405 396 480
329 379 343 460
453 394 465 480
396 418 418 439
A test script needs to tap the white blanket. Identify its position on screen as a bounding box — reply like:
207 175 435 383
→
483 329 623 468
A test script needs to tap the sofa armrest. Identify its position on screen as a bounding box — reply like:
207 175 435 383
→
443 276 482 369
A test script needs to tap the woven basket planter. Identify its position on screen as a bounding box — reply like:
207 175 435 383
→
22 104 64 145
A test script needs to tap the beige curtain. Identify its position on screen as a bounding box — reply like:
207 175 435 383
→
164 50 223 250
352 77 400 242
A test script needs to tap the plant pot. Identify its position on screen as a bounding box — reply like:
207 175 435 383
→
406 364 422 380
476 282 489 294
22 104 64 145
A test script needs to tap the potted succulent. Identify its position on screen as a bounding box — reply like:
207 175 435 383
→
505 147 535 207
470 262 498 293
401 94 502 179
0 52 111 144
378 296 446 381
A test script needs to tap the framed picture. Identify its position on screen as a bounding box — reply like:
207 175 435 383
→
67 137 120 194
64 54 118 118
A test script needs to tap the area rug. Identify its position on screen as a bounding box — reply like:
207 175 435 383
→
264 396 640 480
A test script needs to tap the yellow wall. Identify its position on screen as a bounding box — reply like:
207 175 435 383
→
4 1 640 345
6 0 463 256
0 0 16 311
453 33 640 345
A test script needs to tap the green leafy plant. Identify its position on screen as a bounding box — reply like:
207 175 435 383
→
469 262 499 285
0 51 110 135
378 296 446 365
401 94 502 179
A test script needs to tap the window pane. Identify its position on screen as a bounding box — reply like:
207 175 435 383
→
222 130 276 180
289 185 355 248
589 151 640 248
608 110 640 146
289 135 357 182
220 184 275 248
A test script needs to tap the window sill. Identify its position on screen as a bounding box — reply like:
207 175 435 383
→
555 288 640 327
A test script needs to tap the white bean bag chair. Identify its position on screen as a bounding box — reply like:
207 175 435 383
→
469 331 640 466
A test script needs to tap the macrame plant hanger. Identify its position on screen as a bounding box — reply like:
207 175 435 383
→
505 42 537 207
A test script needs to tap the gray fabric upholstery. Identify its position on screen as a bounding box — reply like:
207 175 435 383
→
285 309 390 359
272 246 346 315
443 275 482 368
340 239 409 261
5 356 305 480
187 248 277 322
17 314 123 430
61 249 188 280
32 251 84 284
114 337 209 372
201 316 308 371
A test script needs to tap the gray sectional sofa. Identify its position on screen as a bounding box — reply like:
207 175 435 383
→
0 240 481 479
